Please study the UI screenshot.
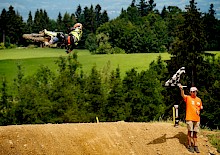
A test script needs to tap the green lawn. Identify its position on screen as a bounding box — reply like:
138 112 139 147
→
0 48 68 60
1 48 220 85
207 51 220 57
1 48 220 90
78 52 171 76
0 48 170 84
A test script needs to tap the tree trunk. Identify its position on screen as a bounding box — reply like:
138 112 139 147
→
3 30 5 44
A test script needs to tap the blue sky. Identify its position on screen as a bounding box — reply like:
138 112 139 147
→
0 0 219 21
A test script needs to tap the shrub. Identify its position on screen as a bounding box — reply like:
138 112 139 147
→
111 47 125 54
159 45 167 53
96 42 112 54
7 44 17 49
4 43 17 49
85 33 98 53
208 133 220 153
0 42 6 50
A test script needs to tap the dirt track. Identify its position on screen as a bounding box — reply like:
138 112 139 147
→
0 122 219 155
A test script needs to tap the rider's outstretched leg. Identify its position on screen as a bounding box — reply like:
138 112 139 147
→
65 35 77 54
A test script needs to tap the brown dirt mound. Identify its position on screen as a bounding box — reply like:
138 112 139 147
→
0 122 219 155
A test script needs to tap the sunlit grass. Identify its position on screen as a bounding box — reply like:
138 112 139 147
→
0 48 67 60
208 133 220 153
0 48 171 84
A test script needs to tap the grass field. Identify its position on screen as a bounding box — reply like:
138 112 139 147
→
0 48 171 84
1 48 219 85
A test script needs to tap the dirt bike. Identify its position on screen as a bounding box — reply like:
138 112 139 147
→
22 30 66 48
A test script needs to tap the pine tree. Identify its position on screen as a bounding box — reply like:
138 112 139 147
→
160 6 168 19
165 6 184 50
123 68 140 121
43 10 50 29
106 67 127 121
138 69 165 121
63 12 74 31
26 11 33 33
0 9 7 43
75 5 83 22
101 10 109 24
89 5 96 33
131 0 136 7
168 0 206 86
38 9 45 30
95 4 102 29
119 8 127 19
0 78 13 125
137 0 147 17
3 5 25 44
146 0 156 13
56 12 64 31
126 3 141 24
6 5 16 43
84 66 106 121
33 9 40 32
203 4 219 50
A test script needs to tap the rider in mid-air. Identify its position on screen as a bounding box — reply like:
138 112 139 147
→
65 23 83 54
44 23 83 54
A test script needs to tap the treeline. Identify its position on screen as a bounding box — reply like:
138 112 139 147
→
90 0 220 53
0 52 220 129
0 0 220 52
0 53 166 124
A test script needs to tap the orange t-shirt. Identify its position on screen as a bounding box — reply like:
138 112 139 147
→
184 95 203 122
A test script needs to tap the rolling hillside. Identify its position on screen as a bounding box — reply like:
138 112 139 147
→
0 48 170 83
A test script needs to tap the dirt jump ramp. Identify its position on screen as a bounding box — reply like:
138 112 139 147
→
0 122 218 155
